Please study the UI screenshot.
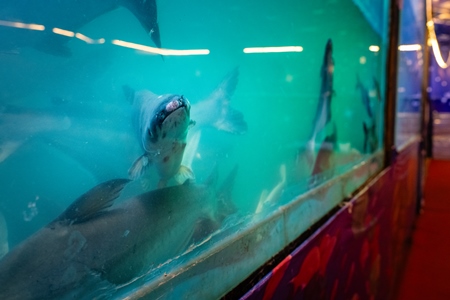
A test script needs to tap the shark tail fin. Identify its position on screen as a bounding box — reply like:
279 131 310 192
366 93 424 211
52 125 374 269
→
215 165 239 223
210 67 248 134
122 85 136 105
255 189 269 214
214 107 248 135
54 178 131 224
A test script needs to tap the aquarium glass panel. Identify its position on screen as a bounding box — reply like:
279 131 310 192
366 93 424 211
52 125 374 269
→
395 0 425 147
428 0 450 159
0 0 388 298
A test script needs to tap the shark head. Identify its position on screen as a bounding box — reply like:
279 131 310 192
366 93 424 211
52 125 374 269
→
147 95 192 143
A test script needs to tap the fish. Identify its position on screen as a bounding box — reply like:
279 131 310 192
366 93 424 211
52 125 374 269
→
356 76 378 153
0 167 238 300
372 76 382 103
174 129 202 184
124 67 247 187
125 91 194 188
356 75 373 118
311 122 337 178
255 164 286 214
363 121 378 153
0 104 71 163
297 39 334 169
0 0 160 56
189 67 247 135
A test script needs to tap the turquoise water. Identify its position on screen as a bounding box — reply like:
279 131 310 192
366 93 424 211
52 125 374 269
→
0 0 385 298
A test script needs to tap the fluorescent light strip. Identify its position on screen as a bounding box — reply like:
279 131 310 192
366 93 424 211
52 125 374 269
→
369 45 380 52
243 46 303 53
398 44 422 51
75 33 105 44
53 28 75 37
53 28 104 44
0 20 44 31
112 39 209 56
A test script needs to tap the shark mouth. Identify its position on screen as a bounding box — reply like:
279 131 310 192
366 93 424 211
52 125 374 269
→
148 95 191 139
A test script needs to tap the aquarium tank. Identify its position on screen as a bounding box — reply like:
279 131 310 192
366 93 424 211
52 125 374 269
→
428 0 450 160
0 0 388 298
395 0 425 148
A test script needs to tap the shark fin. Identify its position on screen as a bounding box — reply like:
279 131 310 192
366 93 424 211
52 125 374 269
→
260 164 287 211
216 67 240 99
255 189 269 214
0 141 23 163
150 22 161 49
181 130 201 170
128 154 150 180
213 106 248 135
35 37 72 57
195 67 248 135
157 179 168 189
173 165 195 185
213 67 247 134
54 178 131 224
119 0 161 48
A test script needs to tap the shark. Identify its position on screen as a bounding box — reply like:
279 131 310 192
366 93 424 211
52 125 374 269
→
296 39 334 171
0 104 71 163
0 166 238 299
356 75 379 153
0 0 161 56
308 39 334 146
310 122 337 180
124 67 247 187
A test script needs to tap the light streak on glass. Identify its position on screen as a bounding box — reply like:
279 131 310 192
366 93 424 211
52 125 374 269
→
111 39 209 56
52 28 74 37
0 20 44 31
243 46 303 53
426 0 449 68
75 33 105 44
